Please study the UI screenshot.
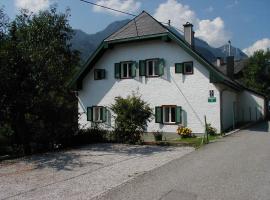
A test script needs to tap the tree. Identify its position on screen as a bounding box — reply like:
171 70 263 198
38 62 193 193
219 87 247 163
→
111 92 153 144
0 7 80 154
242 50 270 99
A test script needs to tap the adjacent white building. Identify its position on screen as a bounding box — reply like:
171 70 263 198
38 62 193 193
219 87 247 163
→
72 11 266 134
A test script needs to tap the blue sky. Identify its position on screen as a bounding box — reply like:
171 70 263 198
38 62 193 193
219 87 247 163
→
1 0 270 55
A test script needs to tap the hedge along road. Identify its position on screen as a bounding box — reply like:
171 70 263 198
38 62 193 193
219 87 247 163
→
96 121 270 200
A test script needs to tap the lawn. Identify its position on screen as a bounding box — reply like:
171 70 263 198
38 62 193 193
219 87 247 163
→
143 134 222 149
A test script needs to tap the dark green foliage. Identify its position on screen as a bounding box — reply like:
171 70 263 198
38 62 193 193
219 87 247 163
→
72 128 109 145
242 50 270 99
0 7 80 155
111 93 153 144
206 123 218 136
153 131 163 141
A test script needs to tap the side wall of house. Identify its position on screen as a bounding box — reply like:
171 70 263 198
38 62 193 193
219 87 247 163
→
238 91 265 122
78 40 221 133
221 88 238 131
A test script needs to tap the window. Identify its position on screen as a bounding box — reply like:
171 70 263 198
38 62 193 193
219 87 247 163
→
93 106 103 122
121 62 132 78
139 59 165 77
175 61 194 74
146 59 159 77
114 61 136 79
163 106 176 123
209 90 214 97
87 106 107 123
155 105 182 124
183 62 193 74
94 69 105 80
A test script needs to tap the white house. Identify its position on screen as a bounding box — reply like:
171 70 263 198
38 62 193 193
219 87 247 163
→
72 11 266 134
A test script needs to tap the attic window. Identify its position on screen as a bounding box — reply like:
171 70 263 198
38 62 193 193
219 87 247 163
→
183 62 193 74
94 69 105 80
175 61 194 74
146 59 159 77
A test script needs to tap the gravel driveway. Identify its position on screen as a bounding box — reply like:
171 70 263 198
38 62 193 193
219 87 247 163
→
0 144 194 200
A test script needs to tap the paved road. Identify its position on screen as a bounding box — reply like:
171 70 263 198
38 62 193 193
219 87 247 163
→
97 121 270 200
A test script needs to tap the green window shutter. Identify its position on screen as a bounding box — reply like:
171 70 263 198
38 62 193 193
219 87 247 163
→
101 69 106 79
155 106 163 123
87 107 93 121
139 60 146 76
94 70 98 80
115 63 121 79
175 63 183 73
155 59 165 76
131 61 137 77
176 106 182 124
101 107 107 122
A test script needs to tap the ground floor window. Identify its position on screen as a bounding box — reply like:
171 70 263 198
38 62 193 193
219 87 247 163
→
87 106 107 123
155 105 182 124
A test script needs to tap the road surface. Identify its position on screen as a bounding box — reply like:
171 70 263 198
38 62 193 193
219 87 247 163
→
97 121 270 200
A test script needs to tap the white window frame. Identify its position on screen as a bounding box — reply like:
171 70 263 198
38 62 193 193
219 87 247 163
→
121 62 133 78
146 59 159 77
93 106 103 122
163 106 176 124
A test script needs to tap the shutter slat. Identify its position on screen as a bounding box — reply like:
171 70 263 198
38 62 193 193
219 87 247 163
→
101 69 106 79
87 107 93 121
102 107 107 122
156 59 165 76
155 106 163 123
131 61 137 77
175 63 183 73
115 63 121 78
139 60 146 76
176 106 182 124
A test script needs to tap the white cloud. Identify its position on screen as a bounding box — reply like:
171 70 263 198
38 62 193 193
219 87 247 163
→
93 0 141 16
196 17 231 47
154 0 198 29
243 38 270 56
15 0 51 13
153 0 231 47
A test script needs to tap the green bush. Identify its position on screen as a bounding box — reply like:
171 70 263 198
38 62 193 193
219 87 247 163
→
111 93 153 144
73 127 109 145
153 131 163 141
206 123 218 136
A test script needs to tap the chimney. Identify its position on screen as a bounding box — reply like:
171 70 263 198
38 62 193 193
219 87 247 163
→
183 22 194 48
216 57 222 67
226 56 234 79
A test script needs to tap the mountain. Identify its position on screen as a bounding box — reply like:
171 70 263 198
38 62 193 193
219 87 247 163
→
71 19 130 62
71 19 247 63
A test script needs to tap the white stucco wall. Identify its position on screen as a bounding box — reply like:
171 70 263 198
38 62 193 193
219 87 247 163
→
238 91 265 122
78 40 221 133
221 89 238 131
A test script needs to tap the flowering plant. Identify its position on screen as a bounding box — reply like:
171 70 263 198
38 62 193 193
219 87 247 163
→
177 126 193 138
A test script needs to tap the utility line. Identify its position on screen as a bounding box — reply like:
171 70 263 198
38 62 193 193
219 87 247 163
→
79 0 136 17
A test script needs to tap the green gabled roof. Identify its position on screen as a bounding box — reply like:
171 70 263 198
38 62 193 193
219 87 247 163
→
70 11 242 91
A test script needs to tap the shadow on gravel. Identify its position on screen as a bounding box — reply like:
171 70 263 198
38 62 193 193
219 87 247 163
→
247 121 269 133
80 143 175 156
16 144 175 171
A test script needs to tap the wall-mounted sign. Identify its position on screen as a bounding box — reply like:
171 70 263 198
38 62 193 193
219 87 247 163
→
208 97 216 103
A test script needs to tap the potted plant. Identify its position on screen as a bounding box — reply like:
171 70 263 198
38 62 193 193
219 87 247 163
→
153 131 163 141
